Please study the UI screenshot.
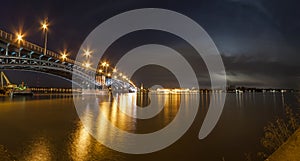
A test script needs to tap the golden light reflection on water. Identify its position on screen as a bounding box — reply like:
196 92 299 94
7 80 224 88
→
22 136 52 161
98 93 141 132
0 93 294 161
69 104 92 161
69 92 224 158
93 93 185 134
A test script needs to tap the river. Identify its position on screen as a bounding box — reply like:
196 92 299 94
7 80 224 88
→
0 92 299 161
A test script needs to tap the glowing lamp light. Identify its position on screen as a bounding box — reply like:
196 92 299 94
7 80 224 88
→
101 62 107 66
42 23 48 30
40 18 49 31
84 62 91 68
83 49 92 57
61 53 67 60
16 33 24 42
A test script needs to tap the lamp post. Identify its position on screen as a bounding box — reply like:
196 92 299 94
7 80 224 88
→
82 49 92 70
16 32 24 57
105 63 109 74
41 18 48 55
101 62 109 75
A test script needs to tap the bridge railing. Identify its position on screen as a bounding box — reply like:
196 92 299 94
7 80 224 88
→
0 29 135 87
0 30 13 42
0 29 75 64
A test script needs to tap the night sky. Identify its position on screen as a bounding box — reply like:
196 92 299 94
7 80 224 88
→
0 0 299 88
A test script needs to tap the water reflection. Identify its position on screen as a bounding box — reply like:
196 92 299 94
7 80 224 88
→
69 110 92 161
22 136 52 161
0 92 298 160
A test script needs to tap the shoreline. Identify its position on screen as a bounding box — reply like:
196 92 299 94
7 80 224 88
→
267 128 300 161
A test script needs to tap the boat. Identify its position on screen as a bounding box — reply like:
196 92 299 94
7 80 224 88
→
10 82 33 96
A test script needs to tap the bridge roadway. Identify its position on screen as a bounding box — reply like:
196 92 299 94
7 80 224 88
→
0 29 135 90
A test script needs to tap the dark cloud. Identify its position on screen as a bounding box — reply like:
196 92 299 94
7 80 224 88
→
222 54 300 88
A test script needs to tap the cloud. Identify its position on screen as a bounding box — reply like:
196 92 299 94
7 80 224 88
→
222 54 300 88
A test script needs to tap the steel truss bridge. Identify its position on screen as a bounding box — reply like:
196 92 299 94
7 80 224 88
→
0 29 135 91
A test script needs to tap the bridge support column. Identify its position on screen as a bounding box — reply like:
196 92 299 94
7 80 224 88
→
18 47 23 64
29 51 34 59
18 47 23 57
5 43 10 56
0 73 3 88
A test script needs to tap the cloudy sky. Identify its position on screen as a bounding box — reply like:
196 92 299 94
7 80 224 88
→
0 0 299 88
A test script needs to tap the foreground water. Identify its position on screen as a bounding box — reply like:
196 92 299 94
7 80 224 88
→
0 92 299 161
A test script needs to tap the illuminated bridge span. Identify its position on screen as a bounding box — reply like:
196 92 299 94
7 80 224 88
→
0 29 135 91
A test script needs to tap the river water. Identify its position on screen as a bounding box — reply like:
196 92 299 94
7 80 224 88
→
0 92 299 161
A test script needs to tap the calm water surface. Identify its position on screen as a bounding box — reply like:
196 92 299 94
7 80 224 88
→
0 92 299 161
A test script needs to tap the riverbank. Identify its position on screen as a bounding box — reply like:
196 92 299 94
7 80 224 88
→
267 128 300 161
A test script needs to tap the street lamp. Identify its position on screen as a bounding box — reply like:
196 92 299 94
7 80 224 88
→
84 62 91 68
101 62 107 66
101 61 109 74
83 49 92 58
16 33 24 43
15 32 24 58
60 51 68 61
41 18 49 55
105 63 109 73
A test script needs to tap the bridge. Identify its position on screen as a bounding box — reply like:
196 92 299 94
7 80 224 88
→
0 28 136 92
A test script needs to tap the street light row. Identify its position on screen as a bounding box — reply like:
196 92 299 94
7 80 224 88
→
81 49 131 82
15 18 48 50
12 18 133 85
13 18 70 63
